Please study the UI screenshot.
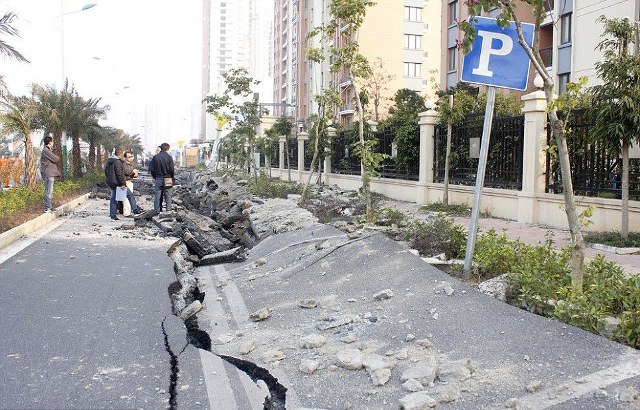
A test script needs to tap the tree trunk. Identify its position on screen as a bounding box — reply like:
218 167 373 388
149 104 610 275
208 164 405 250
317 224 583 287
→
96 144 103 171
23 130 38 189
300 109 324 205
53 130 64 178
71 133 82 178
443 96 454 206
286 137 291 182
88 141 96 173
353 83 371 223
548 105 585 290
621 141 629 239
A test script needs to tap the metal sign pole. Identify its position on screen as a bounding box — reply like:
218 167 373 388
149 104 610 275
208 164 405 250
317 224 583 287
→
463 86 496 276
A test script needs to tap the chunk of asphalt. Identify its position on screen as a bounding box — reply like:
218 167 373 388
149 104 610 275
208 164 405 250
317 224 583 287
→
163 314 189 354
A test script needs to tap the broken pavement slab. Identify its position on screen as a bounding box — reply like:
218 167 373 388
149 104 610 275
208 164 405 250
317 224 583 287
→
194 223 640 409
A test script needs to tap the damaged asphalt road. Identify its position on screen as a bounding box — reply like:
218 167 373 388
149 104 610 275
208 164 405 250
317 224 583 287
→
0 200 208 409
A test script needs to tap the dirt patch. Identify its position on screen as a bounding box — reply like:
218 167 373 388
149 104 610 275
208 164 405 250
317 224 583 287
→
0 188 92 234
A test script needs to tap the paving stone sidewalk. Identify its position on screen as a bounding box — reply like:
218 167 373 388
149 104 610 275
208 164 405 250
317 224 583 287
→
379 199 640 276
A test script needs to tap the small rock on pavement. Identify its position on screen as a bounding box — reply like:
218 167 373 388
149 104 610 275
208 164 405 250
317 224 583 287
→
373 289 394 301
300 334 327 349
179 300 203 320
403 379 424 392
434 281 455 296
249 307 273 322
595 389 608 399
396 348 409 360
341 333 358 344
406 334 416 342
315 240 332 250
239 339 257 355
336 348 363 370
370 368 392 386
253 258 267 267
298 299 318 309
299 359 319 374
436 384 461 403
477 274 511 302
401 361 437 385
618 386 639 402
399 392 437 410
416 339 433 348
262 350 285 363
437 358 474 383
505 398 520 408
526 380 543 393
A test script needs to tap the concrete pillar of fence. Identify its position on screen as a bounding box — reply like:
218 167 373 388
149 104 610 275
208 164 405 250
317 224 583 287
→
367 120 378 132
518 90 548 224
278 136 286 171
325 127 336 185
417 110 439 205
297 132 309 182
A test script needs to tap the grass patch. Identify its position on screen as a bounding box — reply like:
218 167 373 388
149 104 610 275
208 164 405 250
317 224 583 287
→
247 174 303 199
420 202 471 217
584 231 640 248
0 172 103 233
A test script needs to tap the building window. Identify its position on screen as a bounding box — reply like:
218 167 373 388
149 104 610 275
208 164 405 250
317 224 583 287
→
448 1 458 26
448 47 457 71
404 62 422 77
404 34 422 49
560 13 571 44
558 73 570 93
404 6 422 22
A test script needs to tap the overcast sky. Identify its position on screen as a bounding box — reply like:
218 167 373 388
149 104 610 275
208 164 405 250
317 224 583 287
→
1 0 202 145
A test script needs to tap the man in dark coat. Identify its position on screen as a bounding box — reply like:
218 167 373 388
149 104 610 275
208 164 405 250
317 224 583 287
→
148 142 175 212
40 135 61 213
105 148 140 221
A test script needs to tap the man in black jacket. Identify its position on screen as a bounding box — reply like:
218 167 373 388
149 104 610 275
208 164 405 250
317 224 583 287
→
148 143 175 212
105 149 141 221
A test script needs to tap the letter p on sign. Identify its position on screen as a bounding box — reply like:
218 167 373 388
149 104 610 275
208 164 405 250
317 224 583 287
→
460 17 535 91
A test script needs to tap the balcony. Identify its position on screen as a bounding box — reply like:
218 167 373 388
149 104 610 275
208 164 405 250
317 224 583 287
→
338 76 352 89
339 103 355 115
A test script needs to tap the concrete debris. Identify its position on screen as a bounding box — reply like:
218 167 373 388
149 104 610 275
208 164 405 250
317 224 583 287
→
340 334 358 344
300 334 327 349
401 361 437 385
239 339 257 355
298 299 319 309
526 380 543 393
398 392 437 410
362 354 394 386
396 348 409 360
415 339 433 348
254 257 267 267
373 289 394 300
595 389 608 399
437 358 475 383
179 300 203 320
477 274 512 302
196 246 247 266
249 307 273 322
316 314 358 331
434 281 455 296
403 379 424 392
436 384 461 403
299 359 320 374
262 350 286 363
618 386 639 402
315 240 333 250
405 334 416 342
505 398 520 408
336 348 363 370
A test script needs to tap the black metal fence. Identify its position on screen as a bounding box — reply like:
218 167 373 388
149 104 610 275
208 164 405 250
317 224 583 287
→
270 142 279 168
331 130 361 175
375 128 420 181
434 114 525 189
286 138 298 170
546 109 640 200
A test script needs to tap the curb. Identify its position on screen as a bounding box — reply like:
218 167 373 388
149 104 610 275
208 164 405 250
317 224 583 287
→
0 192 91 250
590 243 640 255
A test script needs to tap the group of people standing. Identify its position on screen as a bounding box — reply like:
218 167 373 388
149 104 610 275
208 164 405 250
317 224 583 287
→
39 137 175 218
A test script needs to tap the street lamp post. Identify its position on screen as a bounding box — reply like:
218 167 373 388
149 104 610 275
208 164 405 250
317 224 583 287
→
58 1 96 178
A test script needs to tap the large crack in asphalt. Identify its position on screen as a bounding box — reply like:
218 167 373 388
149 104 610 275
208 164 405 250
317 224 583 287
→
160 317 179 410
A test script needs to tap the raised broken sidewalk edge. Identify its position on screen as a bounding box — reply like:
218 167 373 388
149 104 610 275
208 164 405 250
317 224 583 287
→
0 192 91 251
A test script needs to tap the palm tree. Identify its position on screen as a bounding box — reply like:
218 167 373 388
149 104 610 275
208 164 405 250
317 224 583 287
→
32 84 66 176
0 94 39 188
0 12 29 63
65 91 107 177
83 123 105 172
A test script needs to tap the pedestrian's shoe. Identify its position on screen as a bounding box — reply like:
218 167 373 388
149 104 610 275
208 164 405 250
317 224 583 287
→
44 209 53 213
111 217 120 221
133 208 144 214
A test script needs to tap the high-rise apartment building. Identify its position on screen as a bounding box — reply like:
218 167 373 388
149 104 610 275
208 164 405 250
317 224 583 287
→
440 0 639 93
204 0 274 139
276 0 441 127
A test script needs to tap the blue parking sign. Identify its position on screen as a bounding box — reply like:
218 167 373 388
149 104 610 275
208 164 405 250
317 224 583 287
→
460 17 535 91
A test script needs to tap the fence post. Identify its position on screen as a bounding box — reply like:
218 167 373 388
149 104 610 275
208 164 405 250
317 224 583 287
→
325 127 336 185
278 136 286 172
298 132 309 182
518 90 547 224
417 110 439 205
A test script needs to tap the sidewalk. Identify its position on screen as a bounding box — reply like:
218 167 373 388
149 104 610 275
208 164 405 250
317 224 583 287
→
379 199 640 276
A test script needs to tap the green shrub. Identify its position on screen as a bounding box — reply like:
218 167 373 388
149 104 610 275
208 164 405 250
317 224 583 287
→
248 174 303 199
473 229 524 279
420 202 471 217
403 217 467 259
584 231 640 248
616 275 640 348
374 207 408 227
